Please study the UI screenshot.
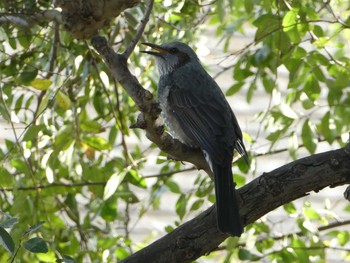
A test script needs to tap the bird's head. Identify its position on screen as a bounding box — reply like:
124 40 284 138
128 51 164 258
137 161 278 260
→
141 41 199 76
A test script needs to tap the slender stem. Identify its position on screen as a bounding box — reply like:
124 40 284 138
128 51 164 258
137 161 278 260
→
123 0 154 58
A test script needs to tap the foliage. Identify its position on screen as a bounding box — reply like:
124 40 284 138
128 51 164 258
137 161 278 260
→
0 0 349 262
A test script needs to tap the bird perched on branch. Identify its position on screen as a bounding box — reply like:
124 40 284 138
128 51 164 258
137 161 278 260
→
142 41 249 237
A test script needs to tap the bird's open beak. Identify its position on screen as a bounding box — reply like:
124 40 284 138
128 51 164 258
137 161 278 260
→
141 42 169 57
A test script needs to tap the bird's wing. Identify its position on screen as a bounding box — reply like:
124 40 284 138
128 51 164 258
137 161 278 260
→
163 72 236 165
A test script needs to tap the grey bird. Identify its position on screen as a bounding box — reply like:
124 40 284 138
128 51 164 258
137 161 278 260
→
142 41 249 237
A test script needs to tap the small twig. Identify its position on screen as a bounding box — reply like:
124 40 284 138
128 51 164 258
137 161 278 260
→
113 79 134 165
0 181 107 192
0 10 62 27
143 167 197 178
123 0 154 58
9 238 22 263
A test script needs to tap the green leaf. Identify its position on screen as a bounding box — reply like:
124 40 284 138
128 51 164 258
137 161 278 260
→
253 14 280 42
266 129 285 143
234 64 254 81
23 124 45 141
23 237 48 253
313 25 324 38
166 181 181 194
54 124 74 151
302 220 318 233
8 37 17 49
18 34 31 49
314 37 329 48
233 173 246 187
337 231 350 246
286 26 301 44
14 94 24 114
304 74 320 101
301 120 317 154
279 104 298 119
0 167 13 187
61 255 76 263
238 248 260 260
80 119 102 133
37 91 51 115
165 225 174 233
0 217 18 229
282 9 298 31
36 250 57 262
262 75 275 93
115 246 129 260
190 199 204 211
20 68 38 85
176 194 187 220
246 82 256 103
30 78 52 91
11 158 29 174
124 11 138 27
56 91 72 110
103 171 126 200
256 237 274 253
244 0 254 13
283 202 297 214
293 47 307 59
226 82 244 96
83 136 111 151
288 132 298 160
300 92 315 110
0 226 15 255
24 221 45 236
255 45 271 64
291 238 309 262
108 124 118 145
304 207 320 220
101 197 117 221
318 112 337 143
216 0 225 22
282 9 302 43
127 169 147 189
253 222 270 234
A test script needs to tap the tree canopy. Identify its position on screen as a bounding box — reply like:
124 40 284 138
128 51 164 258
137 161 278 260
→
0 0 350 262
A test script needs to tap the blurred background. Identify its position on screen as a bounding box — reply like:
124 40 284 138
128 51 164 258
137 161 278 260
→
0 0 350 262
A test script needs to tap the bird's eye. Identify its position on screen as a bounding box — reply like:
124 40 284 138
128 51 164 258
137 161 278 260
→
169 47 178 53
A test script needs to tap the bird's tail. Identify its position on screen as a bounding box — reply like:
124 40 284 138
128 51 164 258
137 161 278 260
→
213 163 243 237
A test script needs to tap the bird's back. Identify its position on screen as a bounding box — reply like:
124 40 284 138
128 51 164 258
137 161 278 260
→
158 61 242 165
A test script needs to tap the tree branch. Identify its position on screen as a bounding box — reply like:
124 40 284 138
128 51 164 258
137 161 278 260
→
121 144 350 263
1 0 140 39
123 0 154 58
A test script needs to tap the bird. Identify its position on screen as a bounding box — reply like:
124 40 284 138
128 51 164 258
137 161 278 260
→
141 41 249 237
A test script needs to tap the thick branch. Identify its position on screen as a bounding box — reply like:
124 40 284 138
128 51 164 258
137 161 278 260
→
1 0 140 39
121 145 350 263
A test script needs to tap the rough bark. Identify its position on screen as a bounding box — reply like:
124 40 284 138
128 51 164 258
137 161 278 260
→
58 0 140 39
91 36 350 262
121 145 350 263
0 1 139 39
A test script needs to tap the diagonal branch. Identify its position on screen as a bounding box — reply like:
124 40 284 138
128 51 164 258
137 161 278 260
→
123 0 154 58
122 144 350 263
